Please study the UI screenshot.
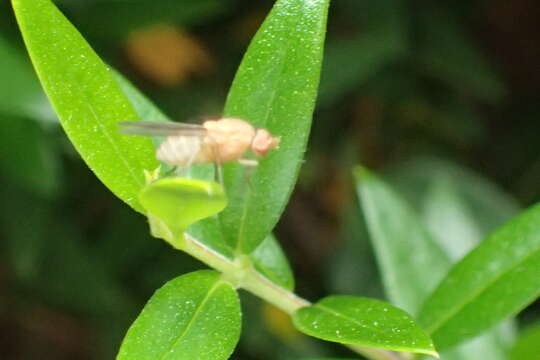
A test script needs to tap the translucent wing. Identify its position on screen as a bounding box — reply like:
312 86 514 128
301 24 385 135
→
118 121 207 137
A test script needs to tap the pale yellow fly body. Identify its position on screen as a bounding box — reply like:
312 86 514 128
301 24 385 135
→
119 118 280 168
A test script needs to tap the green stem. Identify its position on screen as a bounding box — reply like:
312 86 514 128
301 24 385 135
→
181 234 404 360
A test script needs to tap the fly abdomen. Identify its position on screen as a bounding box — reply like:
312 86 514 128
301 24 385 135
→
156 136 203 166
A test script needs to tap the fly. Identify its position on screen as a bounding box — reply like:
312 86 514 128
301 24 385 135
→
119 118 280 181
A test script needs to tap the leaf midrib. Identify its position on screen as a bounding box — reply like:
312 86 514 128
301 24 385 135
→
424 240 540 335
85 102 144 188
159 280 223 360
232 16 294 254
315 303 400 336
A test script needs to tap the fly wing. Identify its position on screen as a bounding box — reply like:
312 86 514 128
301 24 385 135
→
118 121 207 137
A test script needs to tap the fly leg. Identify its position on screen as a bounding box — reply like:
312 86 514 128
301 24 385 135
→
214 162 223 187
182 150 200 178
207 135 223 187
163 166 178 177
238 158 258 191
174 136 203 178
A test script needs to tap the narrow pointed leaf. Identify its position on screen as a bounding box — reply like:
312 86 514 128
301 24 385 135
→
387 157 519 236
356 163 517 357
12 0 158 213
420 176 515 360
118 270 241 360
293 296 437 357
418 203 540 350
422 176 484 261
354 166 450 314
221 0 330 253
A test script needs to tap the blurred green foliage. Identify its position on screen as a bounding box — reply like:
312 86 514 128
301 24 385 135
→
1 0 539 359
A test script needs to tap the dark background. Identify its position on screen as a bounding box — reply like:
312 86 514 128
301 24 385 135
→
1 0 539 358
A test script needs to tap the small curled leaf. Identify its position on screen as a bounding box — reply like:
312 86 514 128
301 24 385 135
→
139 177 227 242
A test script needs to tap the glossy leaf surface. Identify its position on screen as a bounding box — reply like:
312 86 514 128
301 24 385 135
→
13 0 158 213
221 0 330 253
293 296 437 357
354 166 450 314
418 203 540 349
117 270 241 360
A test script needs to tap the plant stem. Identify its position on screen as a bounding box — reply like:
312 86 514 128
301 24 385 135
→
182 234 404 360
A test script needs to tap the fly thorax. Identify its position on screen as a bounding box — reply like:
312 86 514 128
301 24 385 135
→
203 118 255 162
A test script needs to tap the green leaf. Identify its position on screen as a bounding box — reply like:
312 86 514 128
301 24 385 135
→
12 0 159 213
437 325 513 360
356 162 516 357
292 296 437 357
354 166 450 314
221 0 330 254
510 321 540 360
420 176 515 360
138 177 227 242
117 270 241 360
386 157 519 236
250 234 295 291
418 202 540 350
422 176 490 261
112 70 171 127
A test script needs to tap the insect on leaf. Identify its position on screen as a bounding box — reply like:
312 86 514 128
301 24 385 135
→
221 0 330 254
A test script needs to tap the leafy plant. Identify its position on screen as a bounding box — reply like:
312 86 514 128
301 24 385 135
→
11 0 540 359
